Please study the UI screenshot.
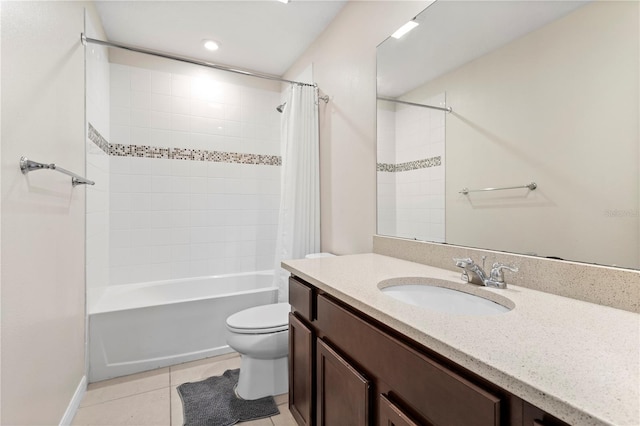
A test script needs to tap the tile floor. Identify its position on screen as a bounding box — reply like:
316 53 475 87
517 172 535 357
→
72 353 297 426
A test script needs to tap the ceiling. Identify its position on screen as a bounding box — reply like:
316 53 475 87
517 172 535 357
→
95 0 347 77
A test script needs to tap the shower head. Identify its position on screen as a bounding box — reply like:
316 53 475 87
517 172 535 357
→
276 102 286 113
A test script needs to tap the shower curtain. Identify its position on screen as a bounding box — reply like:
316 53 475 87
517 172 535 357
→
273 84 320 302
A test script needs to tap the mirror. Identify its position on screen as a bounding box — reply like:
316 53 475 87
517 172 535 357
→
377 0 639 270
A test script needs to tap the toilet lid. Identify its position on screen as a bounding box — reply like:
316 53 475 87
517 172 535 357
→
226 303 290 334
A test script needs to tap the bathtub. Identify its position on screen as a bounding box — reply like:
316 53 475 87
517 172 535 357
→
88 271 278 382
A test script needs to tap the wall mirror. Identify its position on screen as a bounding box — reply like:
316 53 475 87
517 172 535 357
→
376 0 639 269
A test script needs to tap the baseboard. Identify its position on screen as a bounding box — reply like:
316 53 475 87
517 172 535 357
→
59 375 87 426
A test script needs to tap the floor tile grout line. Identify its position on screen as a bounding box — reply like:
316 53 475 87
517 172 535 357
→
85 368 170 393
79 383 172 409
168 354 242 388
169 383 173 426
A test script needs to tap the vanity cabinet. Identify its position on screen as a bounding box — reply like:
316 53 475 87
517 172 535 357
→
288 276 569 426
290 273 373 425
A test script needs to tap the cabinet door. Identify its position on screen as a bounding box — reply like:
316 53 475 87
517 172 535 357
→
289 313 314 426
316 338 371 426
379 394 422 426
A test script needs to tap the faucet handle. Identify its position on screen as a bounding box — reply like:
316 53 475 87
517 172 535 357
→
490 263 518 283
453 257 474 268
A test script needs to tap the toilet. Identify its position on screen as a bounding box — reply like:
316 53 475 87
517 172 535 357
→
226 252 335 400
226 302 291 400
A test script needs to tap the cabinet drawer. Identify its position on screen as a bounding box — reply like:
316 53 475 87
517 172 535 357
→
289 276 314 320
316 295 501 426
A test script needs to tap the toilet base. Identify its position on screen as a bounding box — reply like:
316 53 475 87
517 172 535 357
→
236 354 288 400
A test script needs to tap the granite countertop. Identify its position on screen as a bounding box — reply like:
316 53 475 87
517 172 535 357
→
282 253 640 426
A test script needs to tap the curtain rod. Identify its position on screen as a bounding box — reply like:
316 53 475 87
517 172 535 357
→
377 96 452 113
81 34 316 88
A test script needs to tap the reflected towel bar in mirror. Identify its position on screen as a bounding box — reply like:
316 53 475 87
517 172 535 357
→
459 182 537 195
20 156 95 187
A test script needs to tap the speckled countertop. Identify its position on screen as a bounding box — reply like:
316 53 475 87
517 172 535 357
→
282 253 640 426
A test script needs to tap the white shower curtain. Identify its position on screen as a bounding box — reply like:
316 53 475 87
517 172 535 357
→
273 84 321 302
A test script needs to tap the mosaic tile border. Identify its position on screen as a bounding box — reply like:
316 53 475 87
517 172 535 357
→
88 122 281 166
110 143 281 166
88 123 110 155
377 156 441 173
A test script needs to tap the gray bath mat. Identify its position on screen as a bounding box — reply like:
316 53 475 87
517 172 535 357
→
177 369 280 426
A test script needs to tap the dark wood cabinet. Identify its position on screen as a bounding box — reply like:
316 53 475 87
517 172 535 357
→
523 402 570 426
315 293 501 426
289 312 314 426
288 276 570 426
289 276 315 320
379 394 421 426
316 338 371 426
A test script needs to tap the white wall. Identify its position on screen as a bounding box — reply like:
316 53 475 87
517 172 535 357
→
405 1 639 267
1 1 87 424
103 54 281 289
283 1 432 254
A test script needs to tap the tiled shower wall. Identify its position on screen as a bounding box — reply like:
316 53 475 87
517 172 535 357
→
107 63 281 285
377 105 396 235
377 93 446 242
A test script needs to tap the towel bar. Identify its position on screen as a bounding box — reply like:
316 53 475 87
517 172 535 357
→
20 156 95 187
460 182 537 195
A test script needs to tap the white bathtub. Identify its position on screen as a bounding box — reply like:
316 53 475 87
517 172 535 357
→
88 271 278 382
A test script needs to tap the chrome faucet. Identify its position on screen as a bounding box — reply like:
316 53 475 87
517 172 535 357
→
454 257 488 285
453 257 518 289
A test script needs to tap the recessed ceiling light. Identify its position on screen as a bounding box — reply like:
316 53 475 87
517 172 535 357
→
277 0 289 3
391 20 419 39
203 40 219 51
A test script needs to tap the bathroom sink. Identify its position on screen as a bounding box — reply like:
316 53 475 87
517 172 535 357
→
379 278 513 316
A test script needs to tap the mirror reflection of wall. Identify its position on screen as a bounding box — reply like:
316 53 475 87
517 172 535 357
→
377 0 639 269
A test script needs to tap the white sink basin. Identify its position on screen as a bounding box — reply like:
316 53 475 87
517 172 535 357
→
379 279 513 316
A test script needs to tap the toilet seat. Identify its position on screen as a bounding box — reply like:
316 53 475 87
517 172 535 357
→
226 303 290 334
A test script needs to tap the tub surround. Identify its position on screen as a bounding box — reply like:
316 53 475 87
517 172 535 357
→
104 60 282 287
282 253 639 426
374 235 640 313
